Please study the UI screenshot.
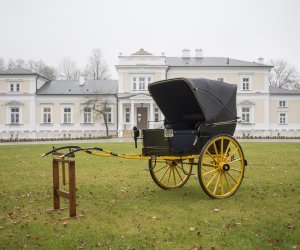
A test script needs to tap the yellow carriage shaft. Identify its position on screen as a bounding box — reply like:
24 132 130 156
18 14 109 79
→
86 149 199 161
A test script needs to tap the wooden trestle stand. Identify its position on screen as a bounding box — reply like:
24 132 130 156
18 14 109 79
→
47 149 84 220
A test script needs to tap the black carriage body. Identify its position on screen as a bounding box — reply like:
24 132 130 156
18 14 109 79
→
142 78 238 156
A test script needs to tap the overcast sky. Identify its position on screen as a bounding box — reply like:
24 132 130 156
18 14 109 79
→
1 0 300 79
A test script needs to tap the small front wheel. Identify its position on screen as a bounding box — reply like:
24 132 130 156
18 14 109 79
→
149 158 193 189
198 135 245 198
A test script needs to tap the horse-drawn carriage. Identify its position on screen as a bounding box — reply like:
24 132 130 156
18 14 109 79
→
43 78 247 199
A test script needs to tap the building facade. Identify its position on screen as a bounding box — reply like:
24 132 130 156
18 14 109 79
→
0 68 118 140
0 49 300 140
116 49 300 137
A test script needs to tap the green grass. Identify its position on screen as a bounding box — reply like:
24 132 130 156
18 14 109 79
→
0 142 299 250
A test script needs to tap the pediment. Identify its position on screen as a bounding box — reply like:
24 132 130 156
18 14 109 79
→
4 101 24 106
237 100 255 105
129 94 152 100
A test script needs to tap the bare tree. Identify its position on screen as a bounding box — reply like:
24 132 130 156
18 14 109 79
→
0 58 5 70
7 59 17 69
58 57 80 80
84 48 110 80
1 58 57 79
27 60 57 80
269 59 300 90
84 96 112 137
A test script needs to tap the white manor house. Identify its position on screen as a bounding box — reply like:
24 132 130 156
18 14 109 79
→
0 48 300 140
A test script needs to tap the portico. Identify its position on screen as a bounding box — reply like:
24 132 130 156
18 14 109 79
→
117 93 163 137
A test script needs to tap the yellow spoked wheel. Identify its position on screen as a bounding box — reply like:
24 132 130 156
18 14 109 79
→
198 135 245 198
149 158 193 189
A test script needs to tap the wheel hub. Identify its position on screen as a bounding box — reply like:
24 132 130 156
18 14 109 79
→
222 164 230 171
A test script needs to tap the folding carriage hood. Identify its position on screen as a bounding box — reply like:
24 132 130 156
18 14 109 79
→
148 78 238 129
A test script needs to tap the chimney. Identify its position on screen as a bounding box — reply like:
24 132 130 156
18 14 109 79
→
182 49 190 58
195 48 203 58
79 76 85 86
258 57 264 64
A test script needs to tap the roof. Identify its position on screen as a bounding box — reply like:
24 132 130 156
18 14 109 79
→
131 48 152 56
0 67 36 75
36 79 118 95
269 85 300 95
149 78 237 128
165 57 272 67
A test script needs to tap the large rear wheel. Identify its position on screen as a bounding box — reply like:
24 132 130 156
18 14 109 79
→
149 158 193 189
198 135 245 198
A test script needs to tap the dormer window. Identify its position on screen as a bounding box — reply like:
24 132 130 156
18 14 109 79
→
279 100 287 107
9 82 21 92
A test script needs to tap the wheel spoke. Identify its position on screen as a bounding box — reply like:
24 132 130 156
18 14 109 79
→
226 171 238 183
213 142 219 162
224 141 231 158
153 164 169 173
220 172 224 195
230 167 242 172
227 158 241 164
225 147 238 163
224 171 232 191
159 166 170 182
220 138 224 160
172 167 177 187
167 166 172 186
205 150 216 162
202 168 218 176
203 162 217 168
213 172 221 195
174 165 184 182
206 172 218 188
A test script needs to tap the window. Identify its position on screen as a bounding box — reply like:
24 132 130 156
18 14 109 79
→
132 76 152 90
133 77 137 90
154 108 159 122
279 100 287 107
43 107 52 123
242 77 250 90
279 113 287 124
241 107 250 123
125 107 130 123
106 108 112 123
9 83 21 92
217 77 224 82
10 108 20 124
139 77 145 90
83 107 92 123
63 108 72 123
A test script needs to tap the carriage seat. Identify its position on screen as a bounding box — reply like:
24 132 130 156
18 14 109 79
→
164 113 205 130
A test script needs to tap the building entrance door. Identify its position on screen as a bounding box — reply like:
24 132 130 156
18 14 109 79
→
136 107 148 129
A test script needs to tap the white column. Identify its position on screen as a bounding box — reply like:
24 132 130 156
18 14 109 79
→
29 96 36 139
130 101 134 127
118 101 123 137
150 102 154 129
264 94 270 136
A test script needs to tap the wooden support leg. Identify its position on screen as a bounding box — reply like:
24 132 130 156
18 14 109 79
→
69 160 76 217
53 159 60 210
62 161 66 185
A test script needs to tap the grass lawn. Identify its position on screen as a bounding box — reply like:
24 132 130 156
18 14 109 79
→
0 141 299 249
